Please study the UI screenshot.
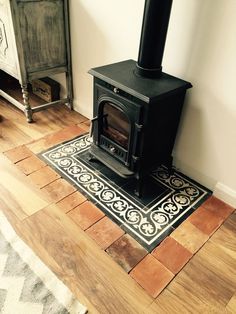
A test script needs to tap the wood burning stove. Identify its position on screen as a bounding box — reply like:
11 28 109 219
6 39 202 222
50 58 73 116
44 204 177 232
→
88 0 192 196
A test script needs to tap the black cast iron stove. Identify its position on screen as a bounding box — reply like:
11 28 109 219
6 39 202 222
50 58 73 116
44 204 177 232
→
88 0 192 197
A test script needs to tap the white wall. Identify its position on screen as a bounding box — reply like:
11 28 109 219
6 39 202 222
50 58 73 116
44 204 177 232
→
167 0 236 206
61 0 236 205
69 0 145 118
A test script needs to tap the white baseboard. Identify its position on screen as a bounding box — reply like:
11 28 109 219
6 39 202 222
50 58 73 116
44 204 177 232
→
174 157 236 208
213 182 236 208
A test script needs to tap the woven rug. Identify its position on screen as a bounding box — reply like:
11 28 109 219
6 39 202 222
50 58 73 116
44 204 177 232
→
0 211 87 314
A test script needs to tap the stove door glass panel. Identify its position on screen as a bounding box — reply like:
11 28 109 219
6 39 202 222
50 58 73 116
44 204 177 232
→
102 102 130 149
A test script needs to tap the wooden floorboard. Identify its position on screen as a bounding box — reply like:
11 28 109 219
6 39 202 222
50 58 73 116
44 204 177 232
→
0 98 236 313
0 153 50 219
148 213 236 314
18 204 153 313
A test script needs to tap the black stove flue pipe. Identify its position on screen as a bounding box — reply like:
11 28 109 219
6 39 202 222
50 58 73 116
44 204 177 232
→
136 0 173 78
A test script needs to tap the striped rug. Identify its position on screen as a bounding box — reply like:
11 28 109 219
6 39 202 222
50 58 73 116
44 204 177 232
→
0 211 87 314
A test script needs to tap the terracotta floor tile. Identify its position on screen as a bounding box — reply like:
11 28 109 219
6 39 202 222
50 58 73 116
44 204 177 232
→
170 220 209 254
42 178 76 203
68 201 104 230
4 145 33 163
16 155 46 175
57 191 87 213
152 236 192 274
201 196 235 220
79 120 90 132
130 254 174 298
106 234 148 272
26 125 85 154
86 216 125 250
188 206 224 236
28 166 60 188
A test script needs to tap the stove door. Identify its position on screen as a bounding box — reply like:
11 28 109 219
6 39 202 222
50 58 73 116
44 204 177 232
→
99 100 130 164
102 101 130 149
94 83 143 170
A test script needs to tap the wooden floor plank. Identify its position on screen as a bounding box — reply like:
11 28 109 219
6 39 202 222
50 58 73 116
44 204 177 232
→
18 204 153 313
0 97 88 140
13 218 98 313
226 293 236 313
147 285 225 314
0 117 32 152
0 153 50 219
148 214 236 313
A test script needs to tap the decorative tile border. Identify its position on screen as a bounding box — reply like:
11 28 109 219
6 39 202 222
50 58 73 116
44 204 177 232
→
39 134 211 251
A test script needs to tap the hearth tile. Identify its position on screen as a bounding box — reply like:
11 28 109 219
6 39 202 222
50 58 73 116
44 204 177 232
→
16 155 46 175
201 196 235 220
57 191 87 213
187 206 224 236
4 145 33 163
119 176 170 207
75 150 105 172
106 234 148 272
39 134 212 252
27 125 85 154
97 165 128 187
130 254 174 298
91 201 125 227
149 226 175 250
86 216 125 250
171 206 196 229
192 192 213 211
28 166 61 188
120 219 174 252
171 169 212 195
152 236 192 274
76 150 128 187
42 178 76 203
170 220 209 254
68 201 105 230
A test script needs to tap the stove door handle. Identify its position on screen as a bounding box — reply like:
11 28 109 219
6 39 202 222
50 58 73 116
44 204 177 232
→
89 114 108 138
89 116 98 138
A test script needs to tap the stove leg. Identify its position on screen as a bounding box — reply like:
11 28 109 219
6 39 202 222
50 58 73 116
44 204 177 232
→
88 152 98 162
166 155 174 174
134 176 143 198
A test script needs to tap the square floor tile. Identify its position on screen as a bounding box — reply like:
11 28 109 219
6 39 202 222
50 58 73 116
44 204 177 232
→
27 125 85 154
201 196 235 220
86 216 125 250
17 155 46 175
170 220 209 254
68 201 105 230
152 236 192 274
187 206 224 236
130 254 174 298
28 166 60 188
57 191 87 213
4 145 32 163
106 234 148 272
42 178 76 203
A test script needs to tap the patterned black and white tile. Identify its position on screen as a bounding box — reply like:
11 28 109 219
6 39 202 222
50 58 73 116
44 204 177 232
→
39 134 212 252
